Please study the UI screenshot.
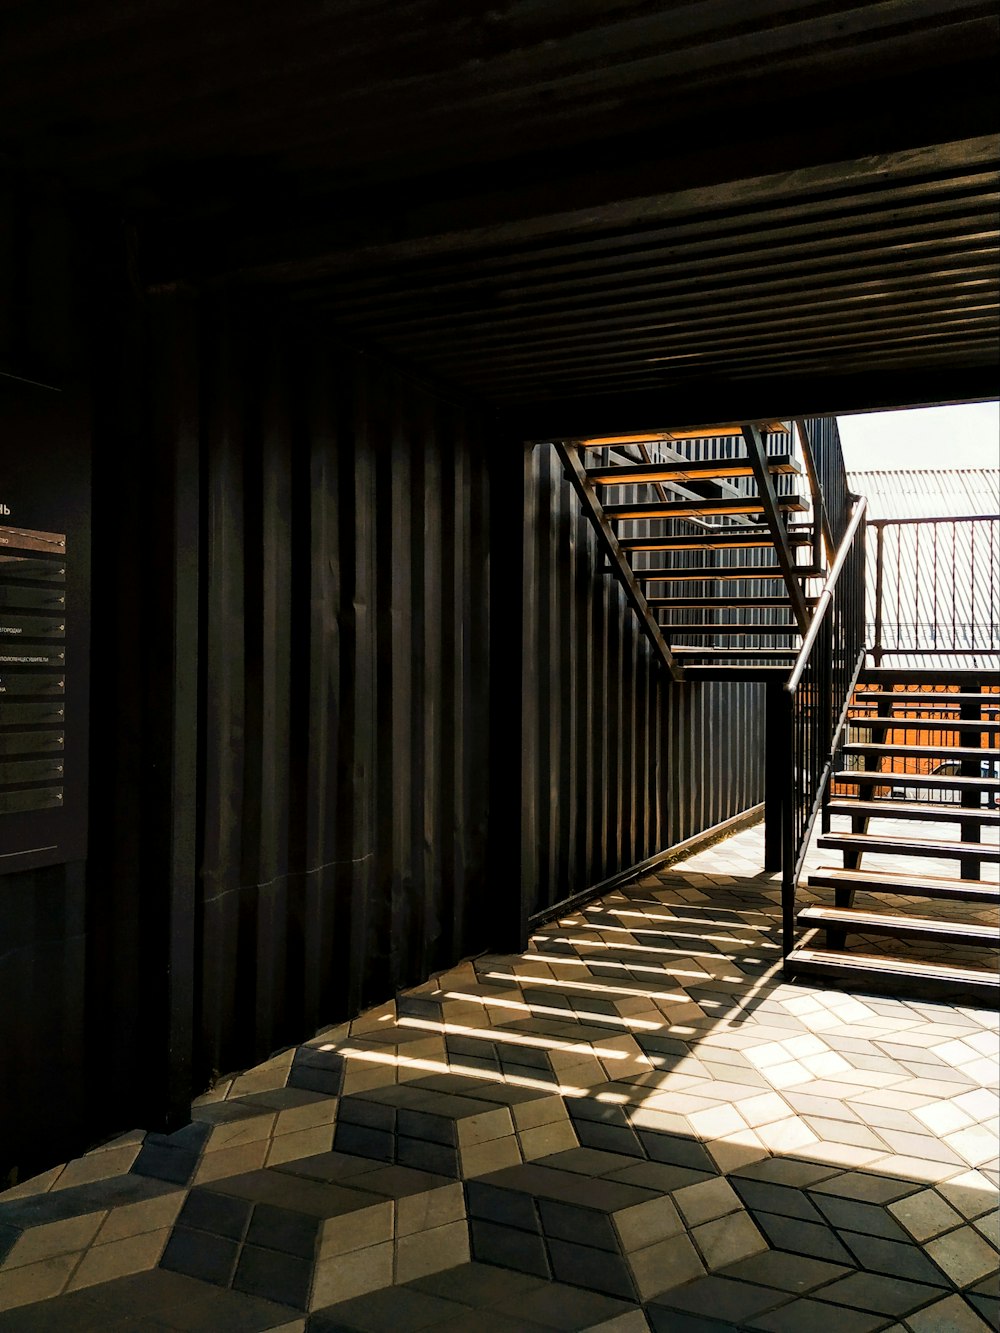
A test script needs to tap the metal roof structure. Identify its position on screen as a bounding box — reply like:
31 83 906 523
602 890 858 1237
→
2 1 998 430
847 468 1000 520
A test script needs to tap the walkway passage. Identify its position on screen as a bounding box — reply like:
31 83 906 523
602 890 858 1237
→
1 821 997 1331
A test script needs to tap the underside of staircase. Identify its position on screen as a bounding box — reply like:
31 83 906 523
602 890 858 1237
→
556 419 825 684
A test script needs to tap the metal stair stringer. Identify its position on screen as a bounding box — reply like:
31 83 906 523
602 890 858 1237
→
556 441 685 681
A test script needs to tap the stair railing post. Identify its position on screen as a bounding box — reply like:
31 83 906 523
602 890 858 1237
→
959 676 982 881
873 521 885 668
764 678 787 872
780 684 796 958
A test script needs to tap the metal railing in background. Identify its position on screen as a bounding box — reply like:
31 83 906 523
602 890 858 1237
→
869 515 1000 665
797 416 852 554
775 498 868 954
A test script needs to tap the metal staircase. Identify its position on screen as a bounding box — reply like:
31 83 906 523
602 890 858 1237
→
558 419 998 1003
787 668 1000 1001
556 419 831 681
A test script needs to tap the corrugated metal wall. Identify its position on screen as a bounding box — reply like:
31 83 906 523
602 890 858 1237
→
194 306 492 1083
522 444 766 920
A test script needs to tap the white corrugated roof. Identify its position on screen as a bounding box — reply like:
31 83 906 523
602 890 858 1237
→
847 468 999 521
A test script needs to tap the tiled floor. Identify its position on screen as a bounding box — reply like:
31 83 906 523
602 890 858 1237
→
1 819 997 1331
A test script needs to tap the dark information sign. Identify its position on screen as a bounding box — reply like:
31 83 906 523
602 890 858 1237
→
0 386 90 872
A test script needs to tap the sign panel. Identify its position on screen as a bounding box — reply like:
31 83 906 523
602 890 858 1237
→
0 390 89 872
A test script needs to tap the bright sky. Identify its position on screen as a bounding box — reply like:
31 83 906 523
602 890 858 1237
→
837 401 999 472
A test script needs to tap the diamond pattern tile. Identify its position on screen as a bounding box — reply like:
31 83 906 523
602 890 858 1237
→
0 820 996 1329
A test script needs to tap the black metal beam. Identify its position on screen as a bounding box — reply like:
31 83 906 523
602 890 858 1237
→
742 425 811 635
507 364 999 443
556 444 684 681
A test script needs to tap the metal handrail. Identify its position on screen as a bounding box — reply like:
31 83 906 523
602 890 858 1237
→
787 497 868 694
778 497 869 955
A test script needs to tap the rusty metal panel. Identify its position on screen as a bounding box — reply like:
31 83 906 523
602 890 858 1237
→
522 444 766 919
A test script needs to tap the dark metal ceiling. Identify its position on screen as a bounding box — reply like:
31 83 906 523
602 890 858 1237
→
3 0 998 426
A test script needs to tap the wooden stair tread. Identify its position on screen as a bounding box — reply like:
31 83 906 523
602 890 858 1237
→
808 865 1000 902
798 905 1000 946
634 566 823 582
843 742 1000 760
681 665 792 679
648 596 813 608
827 798 1000 824
853 691 1000 705
847 716 1000 732
671 647 799 657
857 669 1000 686
660 625 796 636
834 770 1000 791
785 948 999 992
619 532 814 553
817 832 1000 859
604 495 807 520
586 455 801 485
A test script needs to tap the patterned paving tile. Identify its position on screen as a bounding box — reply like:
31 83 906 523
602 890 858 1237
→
1 821 997 1329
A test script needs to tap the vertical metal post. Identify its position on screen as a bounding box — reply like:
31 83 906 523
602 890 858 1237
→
960 678 982 882
764 679 787 872
873 521 885 667
780 690 796 959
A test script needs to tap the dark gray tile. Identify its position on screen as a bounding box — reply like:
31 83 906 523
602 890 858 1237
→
0 1292 108 1333
547 1238 636 1301
567 1101 631 1127
496 1044 551 1072
968 1291 999 1326
637 1132 716 1172
819 1271 947 1316
754 1212 854 1265
288 1049 343 1096
156 1286 306 1332
396 1110 457 1147
646 1305 740 1332
333 1123 395 1162
807 1172 922 1204
744 1298 890 1332
410 1261 547 1306
654 1275 790 1322
425 1313 552 1333
470 1219 550 1277
496 1280 638 1330
395 1136 459 1178
500 1062 557 1085
337 1099 396 1132
537 1199 618 1252
717 1250 850 1293
0 1222 19 1265
246 1202 320 1258
232 1243 311 1309
812 1193 914 1241
160 1227 240 1286
309 1284 464 1332
733 1179 826 1223
132 1142 201 1186
466 1181 539 1232
573 1120 645 1157
178 1189 252 1241
840 1231 949 1287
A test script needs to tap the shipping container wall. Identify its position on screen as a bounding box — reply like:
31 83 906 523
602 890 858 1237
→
194 307 493 1085
522 444 766 919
